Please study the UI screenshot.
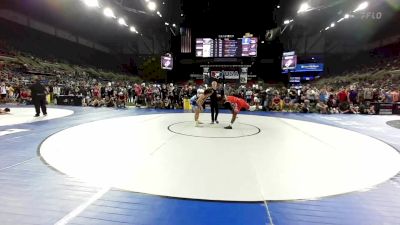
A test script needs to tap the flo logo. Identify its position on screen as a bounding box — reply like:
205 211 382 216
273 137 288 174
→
361 12 383 20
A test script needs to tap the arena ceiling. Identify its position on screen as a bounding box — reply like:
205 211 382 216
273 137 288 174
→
180 0 280 37
0 0 398 52
277 0 400 42
0 0 182 48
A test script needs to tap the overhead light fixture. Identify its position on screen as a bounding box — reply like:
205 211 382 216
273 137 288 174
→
130 26 137 32
147 1 157 11
180 13 184 17
165 22 169 26
344 14 350 19
337 18 344 23
118 18 128 26
298 2 311 13
162 2 165 4
172 23 176 27
82 0 99 8
331 23 335 27
277 5 280 8
284 20 290 25
353 2 369 13
103 8 116 18
325 27 330 30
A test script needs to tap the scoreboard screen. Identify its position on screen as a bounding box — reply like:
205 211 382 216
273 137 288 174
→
195 37 257 58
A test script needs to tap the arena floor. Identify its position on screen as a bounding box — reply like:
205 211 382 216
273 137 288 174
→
1 106 400 225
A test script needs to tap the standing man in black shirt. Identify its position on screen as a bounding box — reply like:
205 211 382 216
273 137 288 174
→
210 81 224 124
29 76 47 117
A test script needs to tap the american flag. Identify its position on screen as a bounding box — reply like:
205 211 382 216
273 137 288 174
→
180 27 192 53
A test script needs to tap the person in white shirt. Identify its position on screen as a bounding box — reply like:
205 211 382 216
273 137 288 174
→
0 82 7 103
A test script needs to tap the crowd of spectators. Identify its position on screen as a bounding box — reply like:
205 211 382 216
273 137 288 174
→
1 47 400 114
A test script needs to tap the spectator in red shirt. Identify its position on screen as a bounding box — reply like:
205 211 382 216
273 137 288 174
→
337 88 349 103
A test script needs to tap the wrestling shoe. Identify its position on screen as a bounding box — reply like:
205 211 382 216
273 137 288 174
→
224 125 232 129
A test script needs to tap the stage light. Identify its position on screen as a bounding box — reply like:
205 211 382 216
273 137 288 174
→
344 14 350 19
180 13 184 17
118 18 128 26
130 26 137 32
284 20 290 25
337 18 344 23
325 27 330 30
172 24 176 27
82 0 99 8
165 22 169 26
104 8 116 18
277 5 280 8
147 1 157 11
331 23 335 27
298 2 311 13
354 2 368 12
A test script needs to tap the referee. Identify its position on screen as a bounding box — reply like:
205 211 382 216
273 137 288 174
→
29 76 47 117
210 81 224 124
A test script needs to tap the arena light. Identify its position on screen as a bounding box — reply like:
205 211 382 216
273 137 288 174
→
147 1 157 11
165 22 169 26
277 5 280 9
331 23 335 28
104 8 116 18
337 18 345 23
344 14 350 19
284 19 291 25
130 26 137 32
298 2 311 13
172 23 176 27
82 0 99 8
353 2 369 13
325 26 330 30
118 18 128 26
